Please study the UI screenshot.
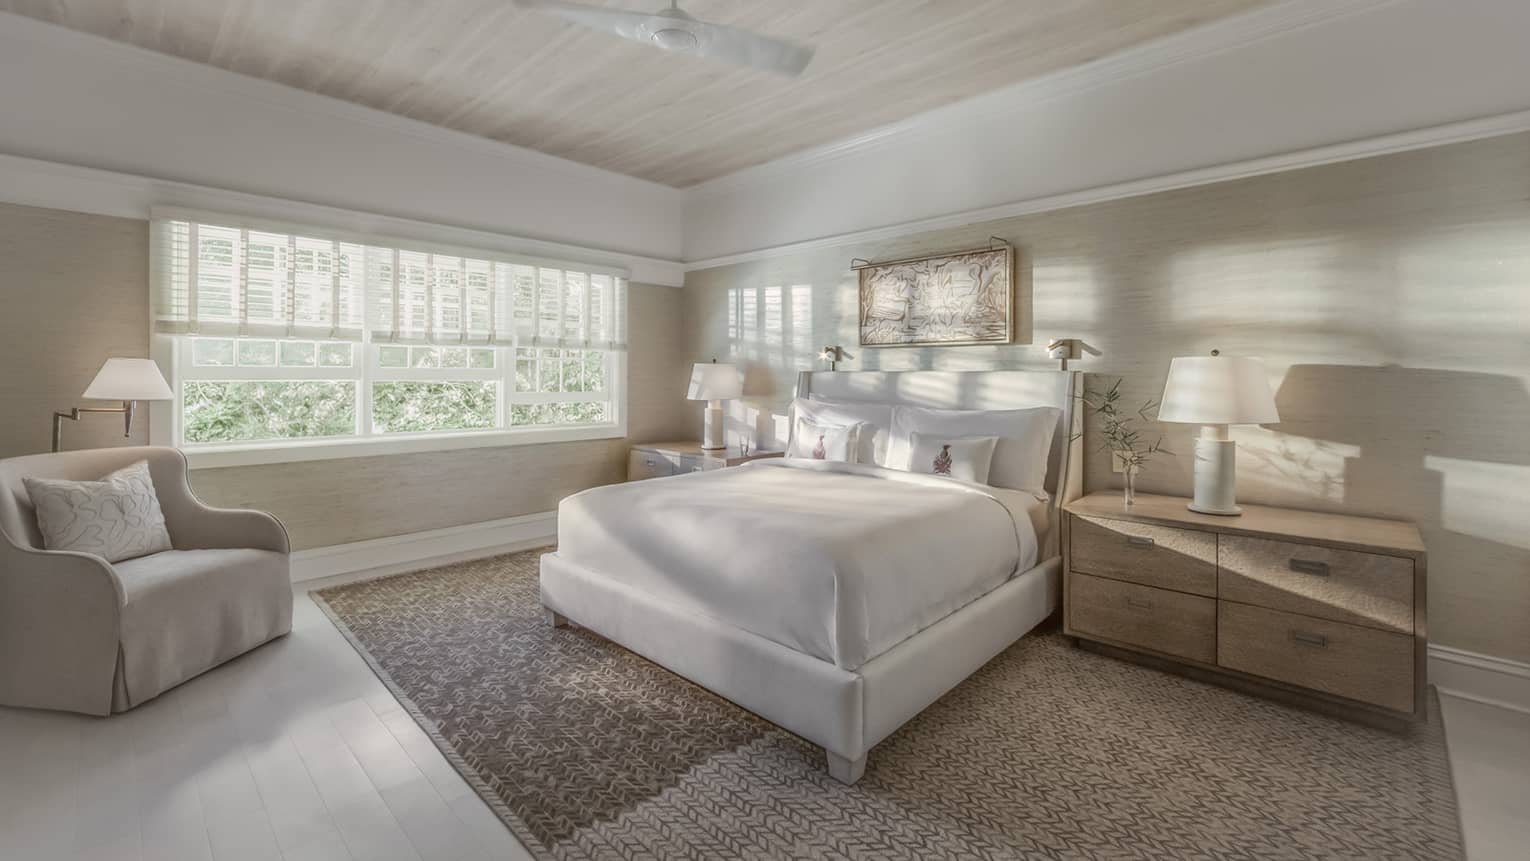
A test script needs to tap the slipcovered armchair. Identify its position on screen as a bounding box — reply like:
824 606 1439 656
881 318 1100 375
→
0 446 291 715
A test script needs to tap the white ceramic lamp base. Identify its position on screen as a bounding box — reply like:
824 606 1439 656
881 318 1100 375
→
701 400 726 450
1188 424 1241 515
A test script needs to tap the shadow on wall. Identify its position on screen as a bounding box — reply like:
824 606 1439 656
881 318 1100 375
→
1254 363 1530 648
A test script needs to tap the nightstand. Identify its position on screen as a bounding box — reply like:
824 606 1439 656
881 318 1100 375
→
627 441 783 481
1062 492 1428 728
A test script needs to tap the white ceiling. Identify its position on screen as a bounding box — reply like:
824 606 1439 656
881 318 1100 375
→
0 0 1276 187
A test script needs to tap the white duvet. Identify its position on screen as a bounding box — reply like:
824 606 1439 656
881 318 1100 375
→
555 458 1041 670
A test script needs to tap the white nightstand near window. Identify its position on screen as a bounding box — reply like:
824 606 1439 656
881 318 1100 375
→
151 211 628 467
628 442 783 481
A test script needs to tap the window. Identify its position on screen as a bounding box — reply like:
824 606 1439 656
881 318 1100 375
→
153 213 627 463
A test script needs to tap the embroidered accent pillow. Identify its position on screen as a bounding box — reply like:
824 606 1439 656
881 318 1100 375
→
906 432 1000 484
787 418 859 462
24 461 173 563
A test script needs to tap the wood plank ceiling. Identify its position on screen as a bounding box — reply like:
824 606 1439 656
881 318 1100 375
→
1 0 1276 187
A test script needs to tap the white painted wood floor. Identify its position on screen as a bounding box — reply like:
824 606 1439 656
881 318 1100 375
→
1 583 1526 860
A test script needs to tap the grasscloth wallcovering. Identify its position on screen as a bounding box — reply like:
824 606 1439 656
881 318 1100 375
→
0 200 692 550
683 131 1530 664
0 204 152 454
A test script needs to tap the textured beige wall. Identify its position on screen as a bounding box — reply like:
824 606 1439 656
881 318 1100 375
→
0 204 152 454
683 132 1530 663
0 199 693 550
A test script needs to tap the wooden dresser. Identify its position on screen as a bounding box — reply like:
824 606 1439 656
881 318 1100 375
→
628 441 783 481
1062 492 1427 726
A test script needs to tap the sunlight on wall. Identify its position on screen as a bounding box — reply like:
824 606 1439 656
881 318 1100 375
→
1393 221 1530 373
1234 427 1360 506
1166 239 1380 363
1426 455 1530 551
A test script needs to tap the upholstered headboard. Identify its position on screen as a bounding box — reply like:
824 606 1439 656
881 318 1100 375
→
793 369 1084 557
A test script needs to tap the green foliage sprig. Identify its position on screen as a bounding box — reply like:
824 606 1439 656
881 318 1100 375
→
1080 379 1170 472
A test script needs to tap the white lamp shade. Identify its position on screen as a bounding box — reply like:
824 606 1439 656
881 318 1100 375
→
82 358 174 401
687 362 742 401
1157 355 1279 426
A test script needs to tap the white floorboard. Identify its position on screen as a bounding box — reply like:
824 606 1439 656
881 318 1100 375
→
0 586 533 861
0 582 1525 860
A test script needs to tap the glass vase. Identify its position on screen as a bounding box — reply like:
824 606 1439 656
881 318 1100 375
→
1122 467 1137 508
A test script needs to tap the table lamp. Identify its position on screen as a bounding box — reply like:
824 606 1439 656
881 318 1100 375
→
687 361 741 451
1156 351 1279 515
52 358 174 452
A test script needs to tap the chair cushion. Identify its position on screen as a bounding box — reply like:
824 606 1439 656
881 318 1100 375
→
111 548 292 710
23 461 172 562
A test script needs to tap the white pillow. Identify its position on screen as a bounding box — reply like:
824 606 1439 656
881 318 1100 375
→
787 418 858 462
907 432 999 484
888 404 1061 493
24 460 173 563
792 397 893 465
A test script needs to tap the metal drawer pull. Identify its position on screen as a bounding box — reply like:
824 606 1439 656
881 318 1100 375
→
1125 597 1153 610
1126 536 1156 549
1289 558 1330 576
1290 630 1328 648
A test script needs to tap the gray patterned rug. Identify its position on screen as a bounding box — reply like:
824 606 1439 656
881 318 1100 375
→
313 549 1462 860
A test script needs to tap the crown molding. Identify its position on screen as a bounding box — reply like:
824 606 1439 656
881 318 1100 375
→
682 107 1530 272
0 152 687 286
0 12 679 199
686 0 1395 200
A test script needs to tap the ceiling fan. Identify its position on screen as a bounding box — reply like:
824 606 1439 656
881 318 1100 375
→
514 0 816 77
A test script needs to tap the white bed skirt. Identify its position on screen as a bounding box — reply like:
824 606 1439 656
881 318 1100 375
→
539 552 1060 777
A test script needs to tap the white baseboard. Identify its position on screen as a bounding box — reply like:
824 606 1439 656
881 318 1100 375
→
1429 644 1530 714
291 511 557 584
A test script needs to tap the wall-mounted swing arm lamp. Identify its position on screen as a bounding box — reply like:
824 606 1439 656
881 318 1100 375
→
819 345 851 371
52 358 174 452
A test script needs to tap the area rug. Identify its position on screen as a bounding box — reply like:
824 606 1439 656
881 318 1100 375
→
313 549 1462 860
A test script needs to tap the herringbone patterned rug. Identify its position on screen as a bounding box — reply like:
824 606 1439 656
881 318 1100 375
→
313 549 1462 860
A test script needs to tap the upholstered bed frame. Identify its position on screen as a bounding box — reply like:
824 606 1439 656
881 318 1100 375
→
539 369 1083 783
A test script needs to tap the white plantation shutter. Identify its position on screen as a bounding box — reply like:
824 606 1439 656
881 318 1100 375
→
152 211 627 351
152 220 367 341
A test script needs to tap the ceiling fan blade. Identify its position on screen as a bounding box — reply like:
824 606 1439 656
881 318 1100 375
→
691 20 815 77
513 0 652 41
515 0 815 77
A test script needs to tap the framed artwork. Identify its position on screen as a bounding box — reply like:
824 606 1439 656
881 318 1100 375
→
857 243 1013 347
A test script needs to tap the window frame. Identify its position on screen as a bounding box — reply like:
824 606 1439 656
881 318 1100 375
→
159 335 625 468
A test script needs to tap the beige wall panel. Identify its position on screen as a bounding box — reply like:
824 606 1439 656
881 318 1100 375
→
0 205 692 550
0 203 152 455
682 132 1530 663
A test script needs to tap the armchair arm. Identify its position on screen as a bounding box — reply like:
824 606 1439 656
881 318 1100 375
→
0 538 124 715
148 449 290 554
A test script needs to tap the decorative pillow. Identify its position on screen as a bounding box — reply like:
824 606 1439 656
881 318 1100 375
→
907 432 1000 484
796 396 894 465
888 404 1061 493
787 418 858 462
24 461 173 563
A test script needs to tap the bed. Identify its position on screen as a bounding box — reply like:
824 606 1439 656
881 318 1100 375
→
539 369 1083 783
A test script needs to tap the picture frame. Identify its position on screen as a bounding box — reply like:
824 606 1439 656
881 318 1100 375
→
856 242 1014 347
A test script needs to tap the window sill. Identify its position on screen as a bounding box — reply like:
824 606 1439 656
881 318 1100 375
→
180 424 625 469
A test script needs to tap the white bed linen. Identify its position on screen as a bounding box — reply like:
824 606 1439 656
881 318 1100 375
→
555 458 1040 670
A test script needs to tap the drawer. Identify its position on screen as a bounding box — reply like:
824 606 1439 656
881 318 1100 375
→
1069 573 1216 664
1218 535 1413 634
627 450 675 481
1218 601 1415 713
1069 515 1217 596
675 454 710 474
